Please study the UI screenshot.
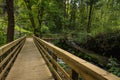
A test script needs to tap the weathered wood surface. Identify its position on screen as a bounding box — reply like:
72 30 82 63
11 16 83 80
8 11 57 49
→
6 38 54 80
0 36 26 80
34 36 120 80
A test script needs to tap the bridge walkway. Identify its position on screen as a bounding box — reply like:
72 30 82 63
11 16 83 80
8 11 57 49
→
6 38 54 80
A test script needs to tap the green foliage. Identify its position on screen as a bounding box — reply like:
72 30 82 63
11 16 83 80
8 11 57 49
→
72 32 91 43
79 30 120 60
0 8 2 14
107 57 120 77
0 0 120 77
15 25 31 33
0 31 6 46
41 25 49 34
14 0 120 38
14 25 32 38
91 25 120 36
0 17 7 44
0 21 6 46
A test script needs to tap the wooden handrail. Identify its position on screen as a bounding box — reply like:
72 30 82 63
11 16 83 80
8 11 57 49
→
33 36 120 80
0 35 26 80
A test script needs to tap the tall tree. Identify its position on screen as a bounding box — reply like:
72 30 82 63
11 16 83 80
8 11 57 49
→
37 0 45 38
24 0 36 36
69 0 77 30
6 0 15 43
87 0 94 33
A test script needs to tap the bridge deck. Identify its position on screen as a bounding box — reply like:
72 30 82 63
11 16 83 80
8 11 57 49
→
6 38 54 80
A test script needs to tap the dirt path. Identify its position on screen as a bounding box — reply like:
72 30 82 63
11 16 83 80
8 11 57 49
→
6 38 54 80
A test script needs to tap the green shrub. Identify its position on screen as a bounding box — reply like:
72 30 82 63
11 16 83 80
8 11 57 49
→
78 30 120 60
107 57 120 77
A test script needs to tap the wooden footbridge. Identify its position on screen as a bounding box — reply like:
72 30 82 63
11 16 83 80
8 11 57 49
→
0 36 120 80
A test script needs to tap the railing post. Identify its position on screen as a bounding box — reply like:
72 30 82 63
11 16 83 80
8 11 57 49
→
0 36 26 80
0 49 4 80
0 49 2 71
52 52 57 80
71 70 79 80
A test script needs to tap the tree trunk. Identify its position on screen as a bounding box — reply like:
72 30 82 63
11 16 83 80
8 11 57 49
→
87 0 93 33
24 0 36 36
38 4 44 38
6 0 15 43
69 0 77 30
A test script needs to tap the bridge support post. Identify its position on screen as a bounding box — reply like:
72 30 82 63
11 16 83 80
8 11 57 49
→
52 53 57 80
0 50 5 80
0 50 3 79
71 70 79 80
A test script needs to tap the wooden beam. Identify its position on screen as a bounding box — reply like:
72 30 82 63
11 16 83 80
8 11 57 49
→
33 36 120 80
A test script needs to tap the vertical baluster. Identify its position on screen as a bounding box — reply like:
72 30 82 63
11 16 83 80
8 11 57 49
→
71 69 79 80
0 49 4 80
0 49 2 73
52 52 57 80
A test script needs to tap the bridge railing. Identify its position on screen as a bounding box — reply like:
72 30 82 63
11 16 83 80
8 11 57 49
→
0 36 26 80
33 36 120 80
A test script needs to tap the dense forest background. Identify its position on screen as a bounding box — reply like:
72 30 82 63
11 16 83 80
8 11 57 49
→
0 0 120 76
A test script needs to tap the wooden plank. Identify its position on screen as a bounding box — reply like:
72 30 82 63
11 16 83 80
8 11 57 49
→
0 40 23 68
33 36 120 80
0 40 24 67
0 36 25 56
37 44 62 80
0 36 26 80
35 41 58 80
0 43 23 79
0 48 2 73
37 42 71 80
6 38 53 80
0 48 2 56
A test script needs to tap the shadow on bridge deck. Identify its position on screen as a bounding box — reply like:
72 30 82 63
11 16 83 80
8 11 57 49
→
6 38 54 80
